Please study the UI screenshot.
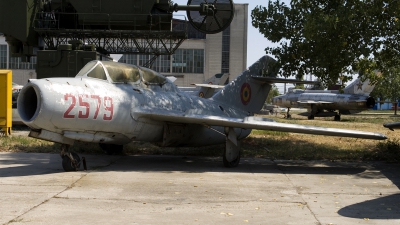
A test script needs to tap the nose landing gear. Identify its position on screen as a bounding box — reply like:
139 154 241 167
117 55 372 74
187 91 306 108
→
60 144 81 172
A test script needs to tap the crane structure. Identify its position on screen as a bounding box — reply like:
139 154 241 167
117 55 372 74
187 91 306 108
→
0 0 235 78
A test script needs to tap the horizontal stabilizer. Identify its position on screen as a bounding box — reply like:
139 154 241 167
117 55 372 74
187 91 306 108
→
349 100 367 103
166 76 177 83
252 76 318 84
132 108 387 140
191 83 225 89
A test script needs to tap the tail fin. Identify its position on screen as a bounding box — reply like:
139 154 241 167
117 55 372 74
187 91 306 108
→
343 78 375 95
212 55 278 113
204 73 229 86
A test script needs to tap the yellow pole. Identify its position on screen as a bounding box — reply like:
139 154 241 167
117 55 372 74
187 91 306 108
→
0 70 12 136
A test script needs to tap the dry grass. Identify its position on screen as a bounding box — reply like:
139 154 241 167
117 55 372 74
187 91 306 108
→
246 110 400 162
1 110 399 162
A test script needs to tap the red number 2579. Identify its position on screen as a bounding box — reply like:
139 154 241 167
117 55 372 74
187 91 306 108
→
63 94 114 120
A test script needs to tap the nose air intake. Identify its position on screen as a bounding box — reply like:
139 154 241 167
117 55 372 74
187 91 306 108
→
17 85 40 122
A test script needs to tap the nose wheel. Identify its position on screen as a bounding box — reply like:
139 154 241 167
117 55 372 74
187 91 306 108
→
60 144 81 172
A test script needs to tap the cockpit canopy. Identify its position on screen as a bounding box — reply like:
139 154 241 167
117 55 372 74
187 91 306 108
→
76 60 168 86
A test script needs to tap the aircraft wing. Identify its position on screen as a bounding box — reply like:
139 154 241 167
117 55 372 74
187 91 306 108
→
251 76 318 84
298 101 333 104
191 83 225 89
132 109 386 140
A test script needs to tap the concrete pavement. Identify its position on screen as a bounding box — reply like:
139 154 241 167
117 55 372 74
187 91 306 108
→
1 152 399 224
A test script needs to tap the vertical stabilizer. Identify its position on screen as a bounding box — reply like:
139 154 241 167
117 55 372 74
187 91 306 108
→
205 73 229 86
343 78 375 95
197 73 229 98
212 56 278 113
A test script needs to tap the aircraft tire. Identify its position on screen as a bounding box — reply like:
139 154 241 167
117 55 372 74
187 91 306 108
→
99 143 124 155
223 150 240 168
62 152 81 172
334 115 341 121
308 115 314 120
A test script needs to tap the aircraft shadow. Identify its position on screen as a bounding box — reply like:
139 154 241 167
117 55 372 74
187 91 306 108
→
337 162 400 219
94 154 369 174
0 153 64 177
0 153 368 177
0 152 121 178
338 194 400 219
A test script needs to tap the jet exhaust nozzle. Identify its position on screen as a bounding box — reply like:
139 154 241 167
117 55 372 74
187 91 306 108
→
366 96 375 108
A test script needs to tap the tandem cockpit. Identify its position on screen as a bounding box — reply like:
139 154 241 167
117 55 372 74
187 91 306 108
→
75 60 179 91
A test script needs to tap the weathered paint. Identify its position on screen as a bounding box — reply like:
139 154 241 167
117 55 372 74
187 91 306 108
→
17 57 387 150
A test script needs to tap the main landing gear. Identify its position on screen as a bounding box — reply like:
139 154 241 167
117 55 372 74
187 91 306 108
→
334 113 341 121
308 104 317 120
60 144 81 172
223 127 241 168
285 108 291 119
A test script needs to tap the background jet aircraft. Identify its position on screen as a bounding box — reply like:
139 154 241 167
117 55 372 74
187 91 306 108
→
17 56 386 171
272 78 376 121
177 73 229 98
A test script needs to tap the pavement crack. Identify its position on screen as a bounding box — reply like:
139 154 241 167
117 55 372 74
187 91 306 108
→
273 161 322 225
5 156 125 224
5 173 89 225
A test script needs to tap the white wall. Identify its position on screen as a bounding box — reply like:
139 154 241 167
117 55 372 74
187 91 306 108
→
0 35 37 84
229 4 248 79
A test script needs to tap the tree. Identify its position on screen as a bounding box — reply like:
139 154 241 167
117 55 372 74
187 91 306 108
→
370 65 400 114
251 0 400 88
293 83 304 89
266 84 280 104
370 80 389 110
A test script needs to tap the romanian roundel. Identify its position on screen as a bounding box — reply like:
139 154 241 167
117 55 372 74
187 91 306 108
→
199 92 205 98
240 83 251 105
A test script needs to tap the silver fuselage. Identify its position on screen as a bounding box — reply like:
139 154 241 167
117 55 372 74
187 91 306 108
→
18 77 250 147
273 90 374 113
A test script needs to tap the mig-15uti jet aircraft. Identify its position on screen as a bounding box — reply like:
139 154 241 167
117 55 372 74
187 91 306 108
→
272 78 376 121
17 56 387 171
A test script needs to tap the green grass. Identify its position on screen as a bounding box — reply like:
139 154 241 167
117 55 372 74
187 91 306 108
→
250 129 289 136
